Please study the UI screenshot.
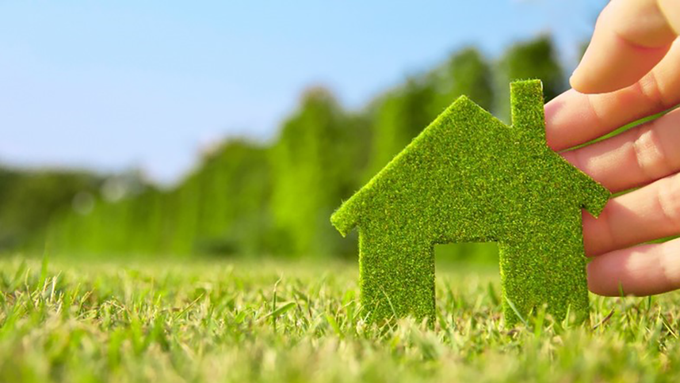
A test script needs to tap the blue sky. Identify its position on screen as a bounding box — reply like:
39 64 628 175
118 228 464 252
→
0 1 606 184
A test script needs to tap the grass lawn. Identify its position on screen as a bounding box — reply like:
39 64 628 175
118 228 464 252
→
0 255 679 382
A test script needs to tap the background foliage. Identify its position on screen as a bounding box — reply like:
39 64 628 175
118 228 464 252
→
1 36 565 260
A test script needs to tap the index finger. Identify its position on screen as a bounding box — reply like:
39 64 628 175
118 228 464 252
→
570 0 679 94
546 39 680 151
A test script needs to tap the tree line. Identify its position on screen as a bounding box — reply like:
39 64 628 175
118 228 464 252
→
20 37 567 259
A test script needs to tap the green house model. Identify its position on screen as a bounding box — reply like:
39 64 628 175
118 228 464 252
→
331 80 610 326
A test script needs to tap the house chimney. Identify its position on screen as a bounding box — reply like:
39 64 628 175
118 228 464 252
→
510 80 546 146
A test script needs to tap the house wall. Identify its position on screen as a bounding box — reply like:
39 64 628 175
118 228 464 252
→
358 224 436 322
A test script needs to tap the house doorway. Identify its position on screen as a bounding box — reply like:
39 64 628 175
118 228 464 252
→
434 242 499 270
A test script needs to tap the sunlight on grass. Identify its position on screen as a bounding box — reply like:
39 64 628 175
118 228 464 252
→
0 255 678 382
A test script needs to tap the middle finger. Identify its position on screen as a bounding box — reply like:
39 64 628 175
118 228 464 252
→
561 106 680 193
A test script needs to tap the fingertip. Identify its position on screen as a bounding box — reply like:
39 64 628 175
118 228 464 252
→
569 69 599 95
658 0 680 36
569 0 676 94
570 38 669 94
568 64 606 95
586 258 611 296
587 240 680 297
568 43 597 93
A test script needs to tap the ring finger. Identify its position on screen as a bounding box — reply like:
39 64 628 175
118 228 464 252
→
582 171 680 257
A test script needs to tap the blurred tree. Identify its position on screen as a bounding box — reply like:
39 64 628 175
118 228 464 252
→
366 47 494 181
46 140 274 258
125 187 165 254
494 36 565 122
366 78 437 179
429 47 494 115
44 171 152 256
0 167 103 252
9 39 568 266
193 140 273 256
270 87 360 257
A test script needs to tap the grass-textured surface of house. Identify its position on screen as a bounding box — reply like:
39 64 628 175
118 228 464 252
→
331 80 610 326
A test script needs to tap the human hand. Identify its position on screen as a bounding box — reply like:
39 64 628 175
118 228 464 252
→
544 0 680 296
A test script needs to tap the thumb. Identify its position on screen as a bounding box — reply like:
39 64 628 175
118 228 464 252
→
571 0 678 94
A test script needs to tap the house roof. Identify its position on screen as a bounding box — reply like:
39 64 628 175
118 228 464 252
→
331 80 610 238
